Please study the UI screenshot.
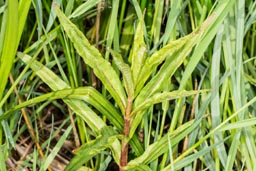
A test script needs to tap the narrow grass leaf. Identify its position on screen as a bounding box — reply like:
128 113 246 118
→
162 0 183 45
40 125 72 171
150 0 164 44
70 0 101 18
104 0 119 61
46 0 62 32
210 24 227 167
218 118 256 131
162 137 229 171
0 0 18 99
55 6 127 113
179 0 234 89
17 0 32 45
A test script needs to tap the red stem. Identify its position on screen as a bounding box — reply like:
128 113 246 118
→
120 97 133 171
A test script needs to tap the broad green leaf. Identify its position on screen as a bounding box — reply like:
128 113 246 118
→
110 49 134 98
65 127 121 171
131 90 208 117
18 52 105 131
55 6 127 114
126 119 197 167
0 0 18 99
130 17 147 88
0 86 123 131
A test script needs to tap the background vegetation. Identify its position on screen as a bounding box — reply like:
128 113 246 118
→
0 0 256 170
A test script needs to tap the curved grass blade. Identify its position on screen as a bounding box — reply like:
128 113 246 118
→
0 86 123 131
55 6 127 114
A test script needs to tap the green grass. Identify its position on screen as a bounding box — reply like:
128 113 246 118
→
0 0 256 170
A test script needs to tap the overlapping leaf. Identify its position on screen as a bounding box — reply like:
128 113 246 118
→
0 85 123 131
129 16 214 138
110 49 134 98
65 127 120 171
18 52 105 131
130 17 147 89
126 120 197 169
18 52 143 156
55 6 127 114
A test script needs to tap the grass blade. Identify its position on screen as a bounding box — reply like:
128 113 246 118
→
0 0 18 99
40 125 72 171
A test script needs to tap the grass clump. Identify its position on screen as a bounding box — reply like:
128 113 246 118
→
0 0 256 171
